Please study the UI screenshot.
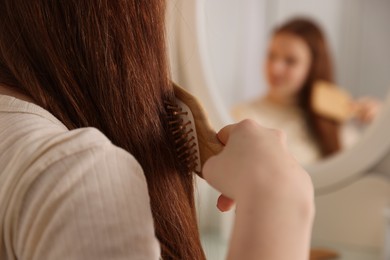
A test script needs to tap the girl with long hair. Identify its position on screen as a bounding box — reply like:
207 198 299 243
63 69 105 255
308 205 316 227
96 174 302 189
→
0 1 314 259
233 18 380 164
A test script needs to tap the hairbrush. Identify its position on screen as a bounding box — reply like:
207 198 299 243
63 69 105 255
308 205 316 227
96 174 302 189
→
165 82 224 177
311 81 355 122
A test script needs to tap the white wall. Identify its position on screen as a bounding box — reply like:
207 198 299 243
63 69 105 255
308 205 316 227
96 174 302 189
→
346 0 390 98
204 0 267 108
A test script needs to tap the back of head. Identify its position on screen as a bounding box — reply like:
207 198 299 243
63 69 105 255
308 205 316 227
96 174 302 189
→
0 1 205 259
275 18 341 157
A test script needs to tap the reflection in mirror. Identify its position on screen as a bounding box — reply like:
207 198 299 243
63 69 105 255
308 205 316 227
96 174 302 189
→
201 1 390 260
204 0 390 166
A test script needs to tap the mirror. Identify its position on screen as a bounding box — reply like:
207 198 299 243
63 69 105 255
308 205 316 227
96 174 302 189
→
167 0 390 260
203 0 390 166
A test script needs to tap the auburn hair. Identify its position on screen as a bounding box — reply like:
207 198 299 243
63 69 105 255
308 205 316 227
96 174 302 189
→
0 1 205 259
274 18 341 156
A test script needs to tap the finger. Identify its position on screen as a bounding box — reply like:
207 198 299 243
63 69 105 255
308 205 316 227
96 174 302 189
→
365 108 378 123
217 194 235 212
363 107 377 122
202 155 218 186
217 124 236 145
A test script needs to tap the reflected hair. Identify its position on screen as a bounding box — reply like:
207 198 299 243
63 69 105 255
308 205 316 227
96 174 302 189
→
0 0 205 259
274 18 341 156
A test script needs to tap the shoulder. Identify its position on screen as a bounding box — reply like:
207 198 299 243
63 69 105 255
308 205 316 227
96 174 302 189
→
1 99 160 258
16 123 149 203
1 107 139 175
0 104 147 188
42 127 148 189
6 127 160 259
1 104 152 218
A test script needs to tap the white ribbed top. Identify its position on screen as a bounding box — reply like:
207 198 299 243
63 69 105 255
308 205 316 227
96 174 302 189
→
232 97 360 165
0 95 160 259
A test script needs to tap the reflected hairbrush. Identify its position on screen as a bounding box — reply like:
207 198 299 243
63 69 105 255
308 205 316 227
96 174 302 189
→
312 81 354 122
165 83 223 177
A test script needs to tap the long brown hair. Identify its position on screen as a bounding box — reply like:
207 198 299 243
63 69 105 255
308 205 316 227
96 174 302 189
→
274 18 341 156
0 1 205 259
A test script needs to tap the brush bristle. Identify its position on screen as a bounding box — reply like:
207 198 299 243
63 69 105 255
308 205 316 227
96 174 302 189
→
164 100 199 174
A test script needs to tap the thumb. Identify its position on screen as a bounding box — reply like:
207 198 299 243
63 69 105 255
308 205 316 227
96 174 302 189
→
217 124 236 145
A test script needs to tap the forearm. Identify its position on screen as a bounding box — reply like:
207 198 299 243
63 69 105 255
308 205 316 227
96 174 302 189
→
227 187 314 260
202 121 315 260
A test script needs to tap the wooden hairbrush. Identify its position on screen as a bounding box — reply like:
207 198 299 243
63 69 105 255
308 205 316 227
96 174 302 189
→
311 81 356 122
165 83 224 177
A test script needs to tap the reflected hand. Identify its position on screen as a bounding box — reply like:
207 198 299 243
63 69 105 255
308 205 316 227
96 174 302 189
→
352 97 382 124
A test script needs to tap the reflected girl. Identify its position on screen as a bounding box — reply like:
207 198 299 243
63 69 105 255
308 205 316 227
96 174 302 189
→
232 18 380 165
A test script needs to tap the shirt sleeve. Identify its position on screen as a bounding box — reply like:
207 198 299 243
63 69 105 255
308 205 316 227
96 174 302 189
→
14 142 161 260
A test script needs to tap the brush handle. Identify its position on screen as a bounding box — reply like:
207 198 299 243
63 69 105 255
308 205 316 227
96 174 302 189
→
173 83 224 177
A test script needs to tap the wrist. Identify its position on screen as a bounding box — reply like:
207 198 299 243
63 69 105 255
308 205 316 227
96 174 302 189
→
235 171 315 220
